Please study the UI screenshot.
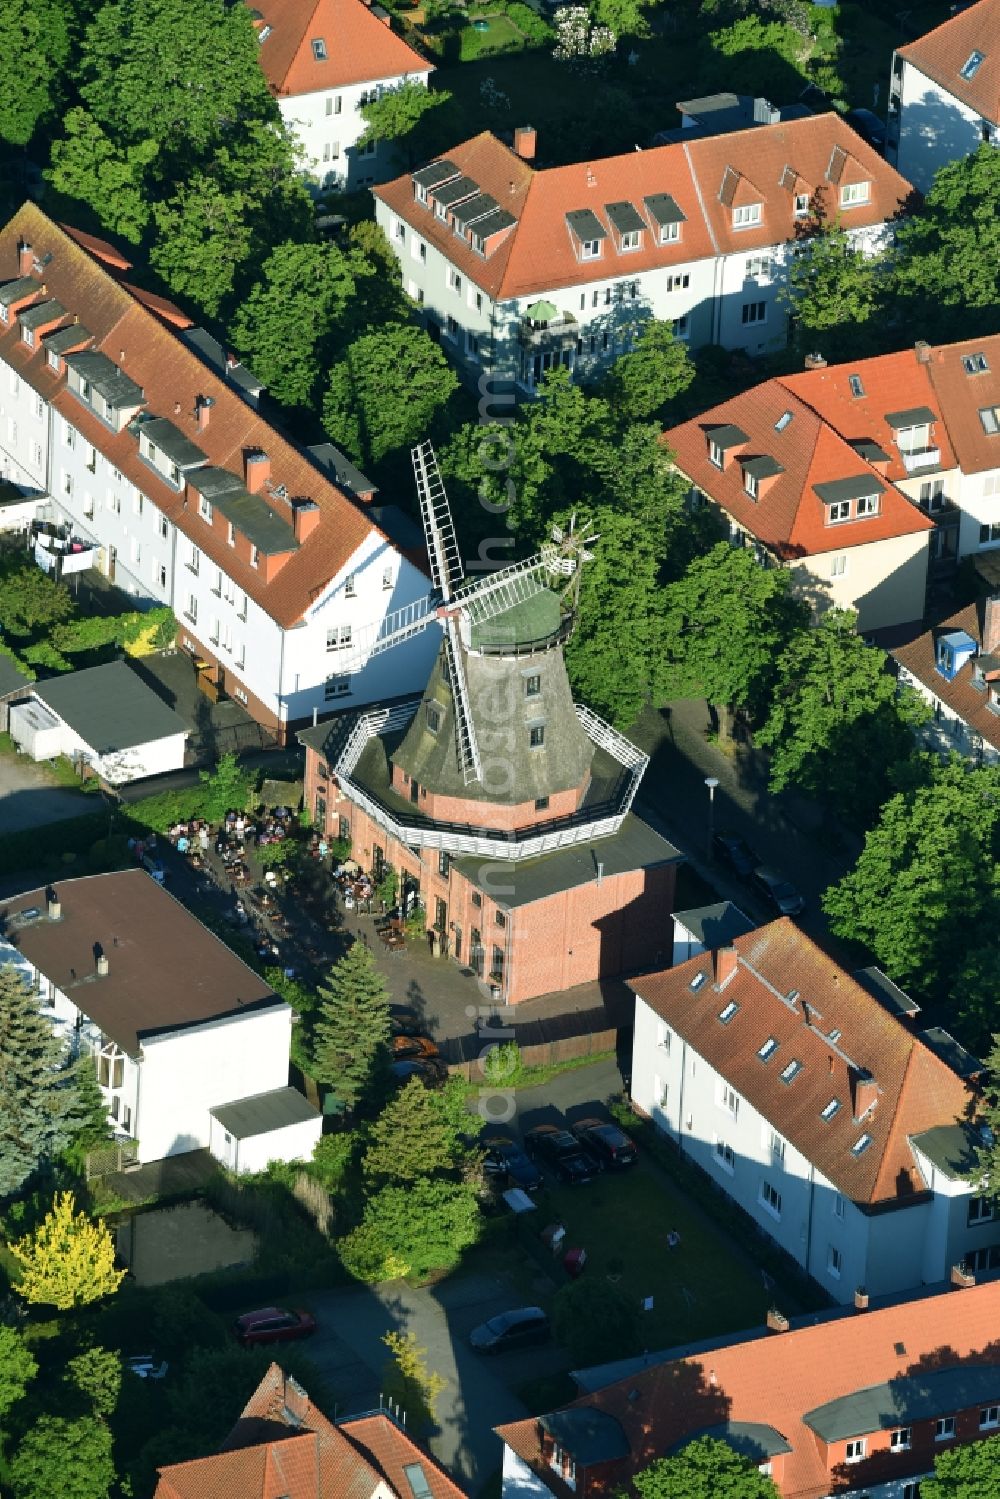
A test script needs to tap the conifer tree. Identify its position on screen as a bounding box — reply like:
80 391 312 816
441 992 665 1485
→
311 942 391 1109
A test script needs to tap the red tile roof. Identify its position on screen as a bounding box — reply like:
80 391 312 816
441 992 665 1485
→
892 599 1000 753
898 0 1000 125
374 115 912 301
254 0 430 96
155 1363 468 1499
630 919 973 1205
497 1282 1000 1499
0 203 406 628
924 333 1000 474
664 381 933 559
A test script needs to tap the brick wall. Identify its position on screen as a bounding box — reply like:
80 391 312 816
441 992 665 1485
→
389 761 587 831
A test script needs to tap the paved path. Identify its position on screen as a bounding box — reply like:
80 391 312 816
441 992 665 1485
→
0 753 94 834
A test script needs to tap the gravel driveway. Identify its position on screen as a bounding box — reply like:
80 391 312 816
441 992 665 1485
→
0 753 94 834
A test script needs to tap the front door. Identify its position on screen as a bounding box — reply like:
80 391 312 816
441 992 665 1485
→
470 928 483 977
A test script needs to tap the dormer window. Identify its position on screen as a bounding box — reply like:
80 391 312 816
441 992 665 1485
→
963 352 989 375
744 471 758 498
605 200 645 253
47 350 61 372
960 49 985 80
21 325 33 348
793 192 810 216
311 37 327 59
581 239 601 260
828 500 852 523
199 496 212 521
0 305 7 324
855 494 879 516
660 222 680 244
980 405 1000 435
840 181 870 207
732 203 762 228
566 208 607 263
620 230 640 251
709 438 723 468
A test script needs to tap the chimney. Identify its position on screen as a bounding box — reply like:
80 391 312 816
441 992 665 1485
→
96 951 109 977
292 499 320 541
915 339 932 364
196 395 215 431
245 449 271 494
514 125 537 161
983 594 1000 654
852 1069 878 1121
17 240 32 276
804 351 827 370
46 889 61 921
713 946 738 987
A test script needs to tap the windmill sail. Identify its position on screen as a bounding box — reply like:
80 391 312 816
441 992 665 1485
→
443 617 483 784
412 440 464 602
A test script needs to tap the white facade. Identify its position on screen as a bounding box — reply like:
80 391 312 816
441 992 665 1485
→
281 72 431 193
208 1105 322 1174
7 693 186 782
0 362 49 492
631 994 993 1303
889 55 997 194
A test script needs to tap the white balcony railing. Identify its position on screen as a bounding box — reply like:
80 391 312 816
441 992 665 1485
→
901 447 941 473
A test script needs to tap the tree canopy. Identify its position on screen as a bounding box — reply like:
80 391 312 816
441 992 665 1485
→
783 220 886 358
601 319 695 422
633 1435 781 1499
0 0 72 146
892 145 1000 336
0 1326 37 1422
921 1431 1000 1499
11 1192 125 1309
323 325 459 468
363 1075 471 1185
10 1414 115 1499
311 941 392 1110
551 1278 640 1368
357 81 454 168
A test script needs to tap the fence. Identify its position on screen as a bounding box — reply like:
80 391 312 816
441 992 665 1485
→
85 1140 140 1180
444 1024 617 1081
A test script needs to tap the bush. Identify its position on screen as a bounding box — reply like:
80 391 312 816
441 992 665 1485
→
338 1178 480 1282
506 1 552 42
552 1277 640 1368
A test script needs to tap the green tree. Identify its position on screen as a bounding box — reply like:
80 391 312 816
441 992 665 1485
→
948 945 1000 1057
11 1192 125 1309
784 220 886 355
323 325 458 468
590 0 654 36
10 1415 115 1499
706 16 807 98
0 966 100 1197
551 1278 640 1368
601 319 695 421
821 758 1000 997
62 1060 113 1172
0 556 73 638
756 608 928 823
0 0 71 146
892 145 1000 336
363 1076 470 1184
357 81 454 167
66 1348 122 1419
198 752 255 821
382 1330 447 1435
46 109 158 243
922 1431 1000 1499
345 221 411 332
150 174 251 318
312 942 392 1109
662 543 808 737
960 1037 1000 1200
231 241 357 409
340 1176 480 1281
0 1326 37 1422
633 1435 780 1499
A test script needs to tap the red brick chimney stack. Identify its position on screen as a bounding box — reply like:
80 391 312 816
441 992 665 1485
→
714 946 738 987
514 125 537 161
17 241 33 276
983 595 1000 654
245 450 271 494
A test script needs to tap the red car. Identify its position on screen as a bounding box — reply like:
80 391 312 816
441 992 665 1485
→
234 1307 316 1347
392 1034 440 1061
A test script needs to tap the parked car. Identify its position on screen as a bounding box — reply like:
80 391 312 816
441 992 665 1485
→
392 1034 440 1061
390 1008 425 1037
524 1124 597 1184
234 1308 316 1347
140 852 167 884
751 866 806 917
483 1134 543 1192
712 829 760 878
844 107 887 152
470 1306 550 1353
126 1354 168 1380
390 1057 447 1087
571 1117 638 1170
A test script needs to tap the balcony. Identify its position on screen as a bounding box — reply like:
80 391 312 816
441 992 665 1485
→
901 447 941 473
518 305 579 349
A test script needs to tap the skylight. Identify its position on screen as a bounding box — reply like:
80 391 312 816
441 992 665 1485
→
780 1059 803 1084
849 374 865 398
311 36 328 59
775 411 793 432
829 1028 842 1044
403 1464 433 1499
719 1001 740 1024
959 50 985 80
690 971 708 992
821 1098 841 1121
852 1133 873 1156
258 22 271 41
963 352 990 375
758 1037 779 1061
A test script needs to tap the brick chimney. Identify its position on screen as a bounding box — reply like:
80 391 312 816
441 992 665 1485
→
514 125 537 161
196 395 215 431
915 339 932 364
292 499 320 541
244 450 271 494
852 1069 878 1122
17 240 33 276
804 351 827 370
983 594 1000 654
713 946 738 987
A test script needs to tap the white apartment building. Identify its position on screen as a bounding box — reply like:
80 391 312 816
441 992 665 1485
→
252 0 431 192
0 872 321 1166
0 202 438 740
630 919 995 1304
888 0 999 193
373 115 913 393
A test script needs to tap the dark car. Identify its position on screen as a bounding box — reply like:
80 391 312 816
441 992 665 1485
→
524 1124 596 1184
712 829 760 878
392 1034 440 1061
390 1008 425 1037
470 1306 550 1353
751 866 806 917
844 108 887 152
234 1308 316 1347
390 1057 447 1087
571 1117 638 1170
483 1134 543 1192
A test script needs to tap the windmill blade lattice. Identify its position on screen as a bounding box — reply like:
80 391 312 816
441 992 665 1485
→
443 617 483 784
412 441 464 602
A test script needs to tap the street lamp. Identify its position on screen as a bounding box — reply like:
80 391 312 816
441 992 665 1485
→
704 776 719 860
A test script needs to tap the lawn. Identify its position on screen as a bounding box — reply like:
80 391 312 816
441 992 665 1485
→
460 13 526 60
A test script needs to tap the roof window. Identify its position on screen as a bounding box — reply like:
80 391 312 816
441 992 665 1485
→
963 352 990 375
821 1098 841 1121
851 1132 873 1157
960 50 985 80
980 406 1000 436
718 1001 739 1024
774 411 793 432
403 1465 433 1499
258 23 271 41
311 36 327 59
758 1037 779 1062
848 374 865 398
780 1059 803 1084
690 971 708 992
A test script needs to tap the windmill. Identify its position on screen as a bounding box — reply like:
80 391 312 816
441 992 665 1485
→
341 441 597 787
